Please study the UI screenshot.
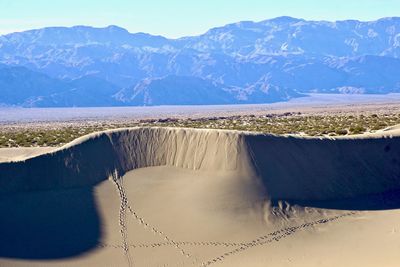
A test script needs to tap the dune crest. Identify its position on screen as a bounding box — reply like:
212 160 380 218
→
1 127 400 202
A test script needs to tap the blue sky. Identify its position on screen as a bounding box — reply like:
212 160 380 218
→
0 0 399 37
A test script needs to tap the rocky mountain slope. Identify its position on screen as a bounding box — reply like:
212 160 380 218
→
1 17 400 107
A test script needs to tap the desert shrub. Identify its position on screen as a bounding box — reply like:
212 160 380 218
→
349 125 366 134
335 129 348 135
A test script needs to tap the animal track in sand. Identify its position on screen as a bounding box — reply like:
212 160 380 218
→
98 241 248 249
110 171 195 264
200 212 357 266
111 171 133 267
99 184 356 267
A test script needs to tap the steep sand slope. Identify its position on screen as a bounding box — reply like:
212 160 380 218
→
0 127 400 266
1 127 400 199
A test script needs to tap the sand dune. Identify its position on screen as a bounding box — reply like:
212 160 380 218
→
0 127 399 266
0 147 55 163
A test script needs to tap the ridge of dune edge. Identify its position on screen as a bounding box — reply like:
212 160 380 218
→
1 127 399 201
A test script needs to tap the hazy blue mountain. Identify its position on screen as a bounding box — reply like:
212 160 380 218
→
0 17 400 107
114 74 303 105
0 65 123 107
186 17 400 58
27 76 122 107
0 64 71 106
115 75 234 105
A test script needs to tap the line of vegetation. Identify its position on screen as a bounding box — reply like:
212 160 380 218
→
1 112 400 148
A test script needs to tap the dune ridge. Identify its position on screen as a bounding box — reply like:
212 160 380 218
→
1 127 400 202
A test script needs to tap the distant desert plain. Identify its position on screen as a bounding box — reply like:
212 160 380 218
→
1 99 400 266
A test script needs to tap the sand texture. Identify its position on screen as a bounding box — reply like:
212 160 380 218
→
0 127 399 266
0 147 55 163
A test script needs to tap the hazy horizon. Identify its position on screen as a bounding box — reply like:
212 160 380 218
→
1 0 399 38
2 15 400 38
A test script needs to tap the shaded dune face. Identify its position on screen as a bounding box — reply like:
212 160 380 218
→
245 135 400 202
1 127 400 204
0 128 257 195
0 127 400 260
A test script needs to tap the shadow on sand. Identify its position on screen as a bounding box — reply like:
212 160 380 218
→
1 128 400 260
0 186 101 259
247 135 400 211
280 188 400 211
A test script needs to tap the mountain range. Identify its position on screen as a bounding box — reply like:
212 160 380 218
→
1 16 400 107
